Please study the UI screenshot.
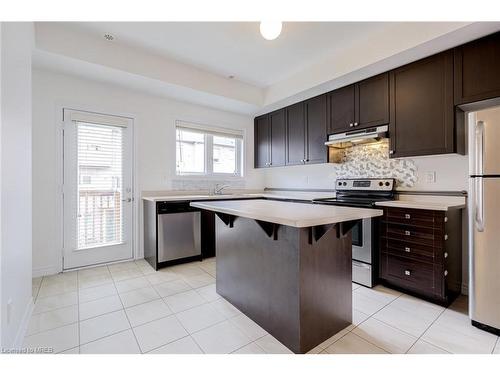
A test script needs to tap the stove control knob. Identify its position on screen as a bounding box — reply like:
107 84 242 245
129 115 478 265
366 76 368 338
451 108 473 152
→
385 182 390 186
343 182 347 186
338 182 342 186
379 181 383 186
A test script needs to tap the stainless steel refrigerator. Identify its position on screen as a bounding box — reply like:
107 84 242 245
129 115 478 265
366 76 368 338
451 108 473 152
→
468 105 500 335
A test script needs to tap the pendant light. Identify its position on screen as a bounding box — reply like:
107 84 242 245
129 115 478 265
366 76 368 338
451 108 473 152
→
260 21 282 41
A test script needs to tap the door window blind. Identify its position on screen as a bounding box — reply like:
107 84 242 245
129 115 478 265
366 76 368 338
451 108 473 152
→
77 122 124 249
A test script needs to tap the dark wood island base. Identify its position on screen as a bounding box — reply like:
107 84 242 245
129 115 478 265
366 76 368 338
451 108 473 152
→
213 212 353 354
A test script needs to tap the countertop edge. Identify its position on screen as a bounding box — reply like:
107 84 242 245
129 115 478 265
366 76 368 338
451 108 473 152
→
190 201 383 228
375 201 466 211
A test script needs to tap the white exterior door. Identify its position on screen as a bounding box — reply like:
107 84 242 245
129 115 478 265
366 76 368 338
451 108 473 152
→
63 109 134 270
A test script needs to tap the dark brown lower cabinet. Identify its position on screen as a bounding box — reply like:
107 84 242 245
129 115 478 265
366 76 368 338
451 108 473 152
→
379 207 462 306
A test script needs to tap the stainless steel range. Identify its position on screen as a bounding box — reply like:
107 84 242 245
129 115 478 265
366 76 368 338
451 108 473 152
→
314 178 395 287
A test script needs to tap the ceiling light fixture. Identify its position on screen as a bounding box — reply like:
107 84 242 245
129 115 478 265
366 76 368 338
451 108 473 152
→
103 33 114 41
259 21 282 41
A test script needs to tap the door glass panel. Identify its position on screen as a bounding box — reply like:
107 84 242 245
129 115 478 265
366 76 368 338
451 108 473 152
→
77 122 124 249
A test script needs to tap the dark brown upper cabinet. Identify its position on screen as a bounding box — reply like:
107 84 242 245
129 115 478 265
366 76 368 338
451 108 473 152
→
285 95 328 166
286 102 306 165
254 114 270 168
269 109 286 167
389 50 457 158
454 31 500 105
328 73 390 134
328 84 355 134
254 110 286 168
305 94 328 164
355 73 390 129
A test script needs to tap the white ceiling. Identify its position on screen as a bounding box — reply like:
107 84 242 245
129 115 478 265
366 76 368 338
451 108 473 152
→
57 22 395 87
34 22 500 115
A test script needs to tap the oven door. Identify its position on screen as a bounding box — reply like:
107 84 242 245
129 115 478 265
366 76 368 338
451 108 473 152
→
352 218 372 264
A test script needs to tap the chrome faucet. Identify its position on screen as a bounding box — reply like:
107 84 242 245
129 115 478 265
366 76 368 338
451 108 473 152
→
214 184 230 195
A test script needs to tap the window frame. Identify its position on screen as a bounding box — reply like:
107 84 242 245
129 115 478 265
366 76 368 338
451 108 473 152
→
175 122 244 178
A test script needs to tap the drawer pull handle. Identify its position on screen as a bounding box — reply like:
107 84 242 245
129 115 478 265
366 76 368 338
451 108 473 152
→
405 230 411 236
444 234 448 240
405 247 411 253
444 270 448 276
404 270 411 276
444 217 448 223
405 214 411 219
444 252 448 258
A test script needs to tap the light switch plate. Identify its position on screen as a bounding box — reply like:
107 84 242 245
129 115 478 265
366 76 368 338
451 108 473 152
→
425 171 436 183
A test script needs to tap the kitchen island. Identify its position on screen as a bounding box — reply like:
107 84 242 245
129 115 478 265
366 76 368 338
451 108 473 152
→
190 199 382 353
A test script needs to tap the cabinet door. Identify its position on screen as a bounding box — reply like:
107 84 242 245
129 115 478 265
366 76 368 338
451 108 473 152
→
286 102 306 165
389 51 454 158
355 73 389 129
328 85 355 134
305 95 328 164
254 115 270 168
454 32 500 105
270 109 286 167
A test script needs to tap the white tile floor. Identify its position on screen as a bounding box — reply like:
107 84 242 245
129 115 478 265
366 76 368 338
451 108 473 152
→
27 258 500 354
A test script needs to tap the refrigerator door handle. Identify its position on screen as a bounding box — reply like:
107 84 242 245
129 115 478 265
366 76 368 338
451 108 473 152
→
475 177 485 232
475 121 485 176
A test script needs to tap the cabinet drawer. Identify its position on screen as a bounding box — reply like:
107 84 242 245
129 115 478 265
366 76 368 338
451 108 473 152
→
381 254 442 296
385 223 443 247
383 238 438 262
384 207 442 228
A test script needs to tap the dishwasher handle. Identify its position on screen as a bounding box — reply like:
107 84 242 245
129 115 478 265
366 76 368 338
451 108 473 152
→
157 201 200 214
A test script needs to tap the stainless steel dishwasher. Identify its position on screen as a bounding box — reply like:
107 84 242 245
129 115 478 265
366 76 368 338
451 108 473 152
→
157 201 201 263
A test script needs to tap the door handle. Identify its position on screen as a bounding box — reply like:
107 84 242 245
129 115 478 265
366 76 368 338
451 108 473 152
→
475 178 484 232
475 121 484 176
122 198 132 203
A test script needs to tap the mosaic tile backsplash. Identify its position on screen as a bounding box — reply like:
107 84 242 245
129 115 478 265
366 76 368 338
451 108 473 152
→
335 139 418 188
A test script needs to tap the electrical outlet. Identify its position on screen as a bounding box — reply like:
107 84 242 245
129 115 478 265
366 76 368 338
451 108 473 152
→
425 171 436 183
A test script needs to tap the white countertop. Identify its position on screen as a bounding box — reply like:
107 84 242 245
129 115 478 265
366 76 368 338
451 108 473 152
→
142 191 336 203
190 199 383 228
375 194 466 211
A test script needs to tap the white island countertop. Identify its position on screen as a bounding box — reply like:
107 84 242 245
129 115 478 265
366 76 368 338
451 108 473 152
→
190 199 383 228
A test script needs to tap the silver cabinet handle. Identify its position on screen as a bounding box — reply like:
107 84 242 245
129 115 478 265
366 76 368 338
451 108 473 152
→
444 252 448 258
404 230 411 236
405 214 411 219
389 150 394 155
444 270 448 276
444 234 448 240
121 198 132 203
404 270 411 276
349 123 354 127
444 216 448 223
269 162 272 166
354 122 358 127
405 247 411 253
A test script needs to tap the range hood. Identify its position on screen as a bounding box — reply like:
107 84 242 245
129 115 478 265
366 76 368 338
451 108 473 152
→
325 125 388 149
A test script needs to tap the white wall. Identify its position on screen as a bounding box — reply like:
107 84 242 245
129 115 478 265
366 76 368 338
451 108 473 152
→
32 68 264 276
263 153 468 192
0 22 34 349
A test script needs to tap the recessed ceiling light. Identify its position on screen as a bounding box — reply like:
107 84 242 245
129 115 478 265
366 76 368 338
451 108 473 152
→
103 33 114 41
259 21 282 41
228 75 235 79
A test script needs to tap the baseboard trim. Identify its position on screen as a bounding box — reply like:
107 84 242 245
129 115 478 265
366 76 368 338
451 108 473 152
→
12 297 34 349
32 265 60 278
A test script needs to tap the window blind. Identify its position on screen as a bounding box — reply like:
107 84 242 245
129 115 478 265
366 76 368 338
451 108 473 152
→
76 122 124 249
